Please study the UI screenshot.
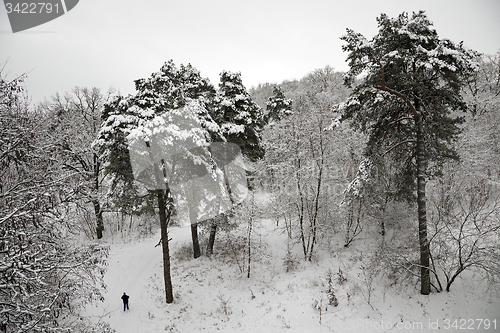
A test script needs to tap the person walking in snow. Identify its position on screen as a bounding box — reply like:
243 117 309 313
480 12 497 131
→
121 292 130 311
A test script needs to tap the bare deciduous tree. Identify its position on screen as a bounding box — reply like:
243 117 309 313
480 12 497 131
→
429 170 500 292
40 86 114 239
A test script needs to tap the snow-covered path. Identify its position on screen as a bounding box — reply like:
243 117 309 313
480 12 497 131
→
85 226 192 332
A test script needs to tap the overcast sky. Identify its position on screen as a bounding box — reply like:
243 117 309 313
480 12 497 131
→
1 0 499 105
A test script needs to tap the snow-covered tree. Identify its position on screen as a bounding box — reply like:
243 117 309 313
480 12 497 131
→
96 60 225 302
0 67 109 332
339 11 478 295
265 86 292 123
134 61 223 259
204 71 265 255
39 87 113 239
462 53 500 181
263 67 361 261
132 60 216 112
213 70 265 162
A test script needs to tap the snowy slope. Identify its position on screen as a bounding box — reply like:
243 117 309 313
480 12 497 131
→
85 219 500 333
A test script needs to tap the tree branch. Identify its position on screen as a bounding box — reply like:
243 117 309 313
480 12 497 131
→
383 140 417 155
374 85 419 118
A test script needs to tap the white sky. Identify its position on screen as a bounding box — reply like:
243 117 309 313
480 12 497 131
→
1 0 499 105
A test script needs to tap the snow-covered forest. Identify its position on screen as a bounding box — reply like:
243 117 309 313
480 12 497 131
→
1 11 499 333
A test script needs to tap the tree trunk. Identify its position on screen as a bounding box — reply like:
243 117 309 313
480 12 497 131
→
415 110 430 295
186 182 201 259
157 189 174 303
206 218 218 256
93 199 104 239
206 165 234 255
206 163 237 256
93 154 104 239
344 202 353 247
380 192 390 236
146 142 174 303
308 132 323 261
247 213 252 278
188 189 201 258
191 222 201 258
296 159 307 259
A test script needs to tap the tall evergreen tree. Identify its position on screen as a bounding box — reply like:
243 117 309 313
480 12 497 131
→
205 71 266 255
132 60 218 260
339 11 478 295
213 71 265 161
265 86 293 123
96 60 218 302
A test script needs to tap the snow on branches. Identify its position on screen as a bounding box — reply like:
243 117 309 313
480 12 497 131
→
342 159 376 205
1 66 109 332
213 70 265 162
265 86 293 123
95 61 249 225
341 11 479 89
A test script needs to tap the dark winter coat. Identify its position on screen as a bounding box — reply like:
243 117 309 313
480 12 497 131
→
121 294 129 304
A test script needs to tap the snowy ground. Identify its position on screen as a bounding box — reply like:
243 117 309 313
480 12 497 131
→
85 216 500 333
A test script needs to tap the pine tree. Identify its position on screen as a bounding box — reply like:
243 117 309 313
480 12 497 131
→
205 71 265 255
213 70 265 161
265 85 293 123
339 11 478 295
96 60 219 302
